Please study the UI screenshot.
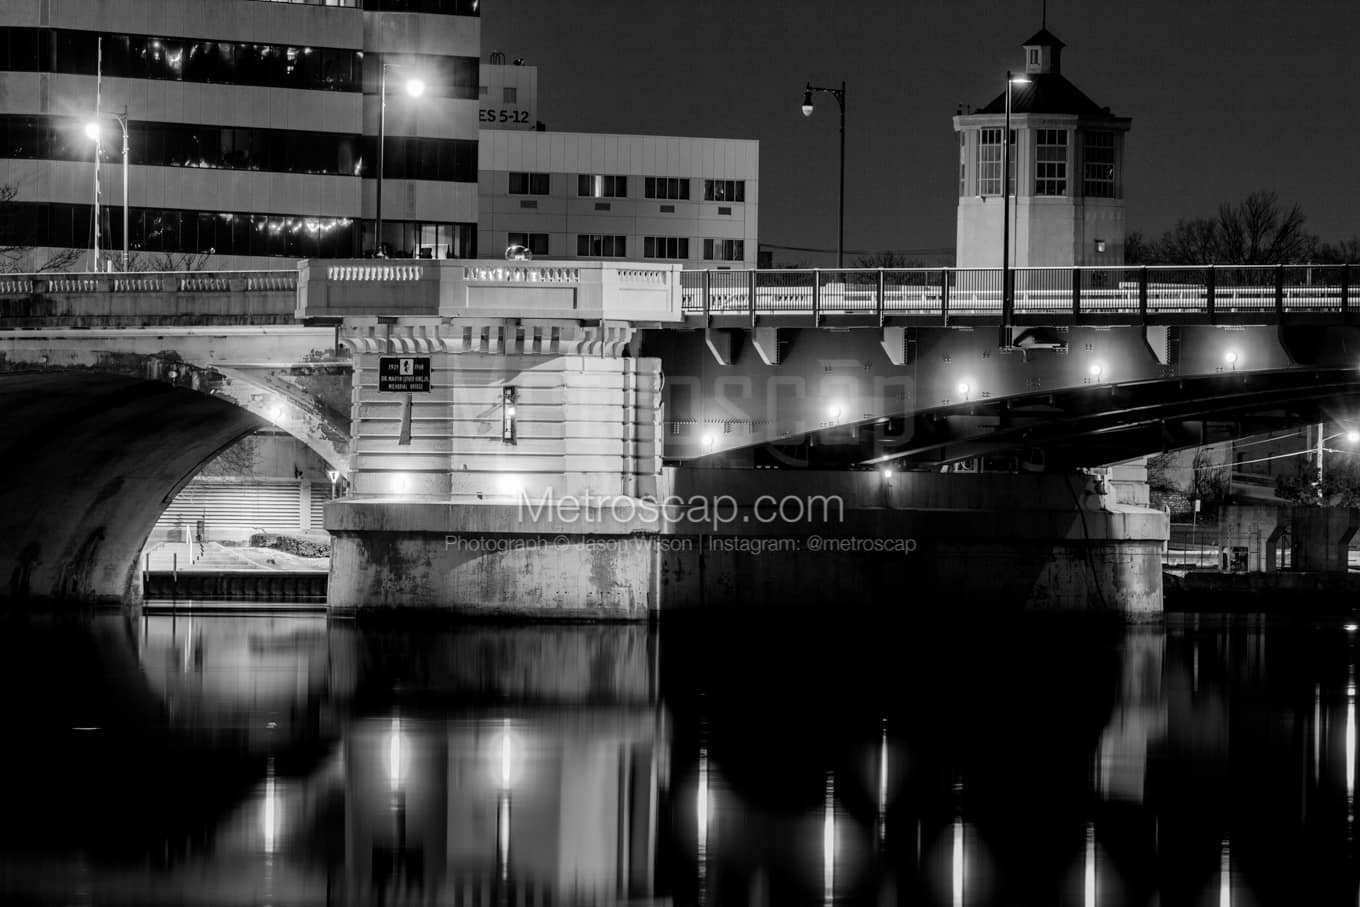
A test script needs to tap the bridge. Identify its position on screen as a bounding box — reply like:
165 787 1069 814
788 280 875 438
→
2 260 1357 616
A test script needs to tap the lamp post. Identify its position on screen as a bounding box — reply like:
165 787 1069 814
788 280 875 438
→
375 62 426 258
1001 71 1030 333
801 81 846 269
85 107 129 271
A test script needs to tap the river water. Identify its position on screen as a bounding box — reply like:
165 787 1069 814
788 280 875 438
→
0 610 1355 906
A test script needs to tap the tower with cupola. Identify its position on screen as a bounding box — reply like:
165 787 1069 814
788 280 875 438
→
954 26 1132 267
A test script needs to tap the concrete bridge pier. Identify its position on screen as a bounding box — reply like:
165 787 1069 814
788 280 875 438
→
325 319 668 618
650 463 1166 616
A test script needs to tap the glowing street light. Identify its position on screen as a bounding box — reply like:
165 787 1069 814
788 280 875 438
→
375 63 427 256
800 80 847 268
1000 72 1030 333
85 107 131 271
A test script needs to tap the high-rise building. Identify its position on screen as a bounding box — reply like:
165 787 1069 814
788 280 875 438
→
0 0 481 270
954 27 1132 267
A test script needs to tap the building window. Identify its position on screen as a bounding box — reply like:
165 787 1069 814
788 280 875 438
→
0 26 364 93
976 129 1015 196
507 232 549 256
958 133 966 196
643 236 689 259
503 86 517 103
1028 48 1039 66
577 234 626 257
508 172 550 195
1083 131 1116 198
703 180 745 202
479 85 488 96
577 174 628 198
703 239 745 262
645 177 690 200
1035 129 1068 196
367 221 476 259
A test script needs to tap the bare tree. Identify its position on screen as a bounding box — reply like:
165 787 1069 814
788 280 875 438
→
1135 190 1321 266
853 251 929 269
198 434 262 477
124 250 212 271
0 184 83 273
1315 236 1360 264
1157 217 1221 265
1215 191 1312 264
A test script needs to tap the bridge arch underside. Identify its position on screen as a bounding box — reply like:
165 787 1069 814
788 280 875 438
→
0 371 268 607
645 324 1360 469
715 368 1360 470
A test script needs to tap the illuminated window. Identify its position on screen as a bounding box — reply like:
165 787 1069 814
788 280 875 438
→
577 174 627 198
703 180 745 202
1083 131 1116 198
645 177 690 200
1035 129 1068 196
703 239 744 262
643 236 689 259
508 172 549 195
577 234 626 257
507 232 548 255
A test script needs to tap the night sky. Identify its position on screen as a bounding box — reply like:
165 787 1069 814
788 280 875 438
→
483 0 1360 265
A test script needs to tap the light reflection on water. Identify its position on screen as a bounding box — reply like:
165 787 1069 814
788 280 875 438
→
2 612 1360 904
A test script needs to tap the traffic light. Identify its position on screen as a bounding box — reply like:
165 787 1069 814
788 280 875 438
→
502 386 517 444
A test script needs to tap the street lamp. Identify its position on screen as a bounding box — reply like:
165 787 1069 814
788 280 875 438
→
1001 72 1030 333
375 62 426 258
85 108 130 271
800 80 846 268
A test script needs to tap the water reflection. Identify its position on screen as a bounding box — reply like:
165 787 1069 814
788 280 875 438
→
4 613 1360 904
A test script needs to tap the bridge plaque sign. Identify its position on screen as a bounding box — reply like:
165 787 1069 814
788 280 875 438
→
378 356 431 393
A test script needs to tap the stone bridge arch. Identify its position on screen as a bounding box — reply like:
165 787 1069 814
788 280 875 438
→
0 342 351 607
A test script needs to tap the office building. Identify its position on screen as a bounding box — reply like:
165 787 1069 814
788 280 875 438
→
0 0 480 270
479 128 759 267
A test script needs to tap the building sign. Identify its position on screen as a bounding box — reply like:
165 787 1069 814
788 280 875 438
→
479 107 533 126
378 357 431 392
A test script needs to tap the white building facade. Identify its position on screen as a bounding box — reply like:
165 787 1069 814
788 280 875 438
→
478 57 538 131
0 0 481 270
478 129 759 268
954 28 1132 268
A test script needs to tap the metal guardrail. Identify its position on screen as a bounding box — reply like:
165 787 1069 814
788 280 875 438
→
681 264 1355 321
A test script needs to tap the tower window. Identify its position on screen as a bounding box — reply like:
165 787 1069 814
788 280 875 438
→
1083 131 1117 198
976 128 1017 197
1028 48 1039 66
1035 129 1068 196
958 133 966 196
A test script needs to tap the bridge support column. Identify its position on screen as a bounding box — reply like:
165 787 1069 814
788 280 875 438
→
652 469 1166 617
327 320 666 617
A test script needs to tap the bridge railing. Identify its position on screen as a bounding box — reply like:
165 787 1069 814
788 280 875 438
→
0 269 299 325
681 264 1354 319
